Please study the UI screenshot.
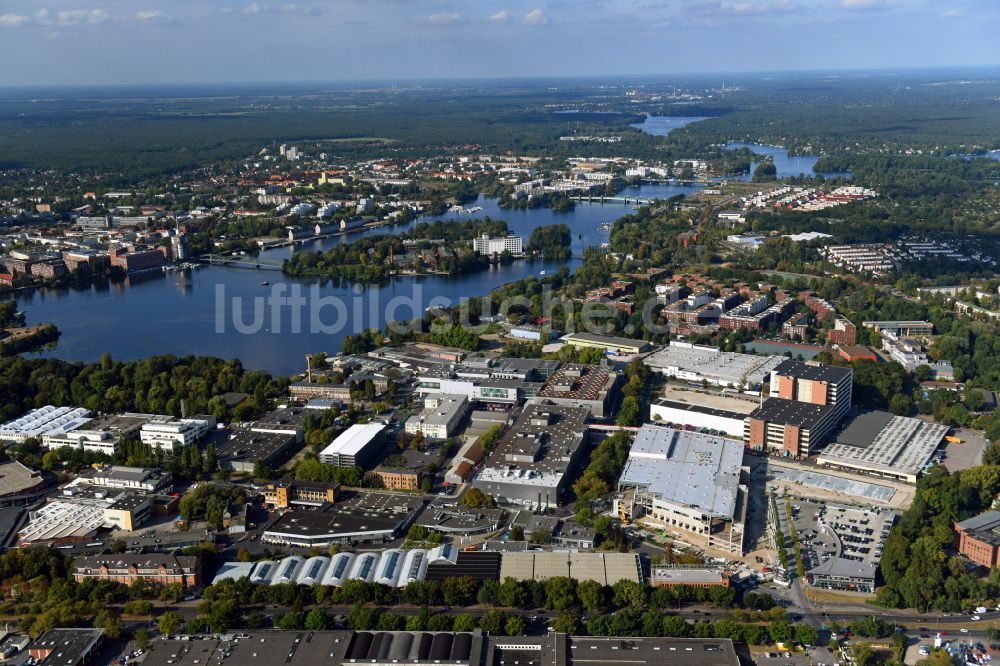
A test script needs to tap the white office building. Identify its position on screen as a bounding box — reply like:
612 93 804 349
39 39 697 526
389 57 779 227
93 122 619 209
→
472 234 523 256
404 394 470 439
140 416 215 451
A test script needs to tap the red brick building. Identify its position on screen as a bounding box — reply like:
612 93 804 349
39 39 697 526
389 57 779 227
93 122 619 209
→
73 554 201 588
955 511 1000 568
828 316 858 346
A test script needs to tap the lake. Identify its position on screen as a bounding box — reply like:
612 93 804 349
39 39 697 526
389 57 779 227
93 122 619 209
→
629 116 706 136
724 143 852 179
14 184 703 376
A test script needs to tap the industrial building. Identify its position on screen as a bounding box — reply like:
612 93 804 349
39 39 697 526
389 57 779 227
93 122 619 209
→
140 415 216 450
618 425 748 554
217 428 299 472
498 552 642 585
651 567 731 588
649 399 750 438
81 466 172 494
643 341 786 389
140 632 742 666
41 412 152 455
955 511 1000 568
563 332 651 355
27 628 104 666
0 406 92 443
414 357 556 407
262 492 425 547
533 363 620 418
18 492 150 546
318 422 387 468
815 411 950 484
473 402 590 508
405 394 470 439
862 320 934 337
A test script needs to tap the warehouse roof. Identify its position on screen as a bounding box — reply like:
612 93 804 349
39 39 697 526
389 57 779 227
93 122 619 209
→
644 341 786 386
498 552 641 585
319 422 386 458
619 425 743 519
818 411 949 478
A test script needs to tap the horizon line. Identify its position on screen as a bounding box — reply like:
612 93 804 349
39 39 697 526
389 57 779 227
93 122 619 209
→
2 64 1000 92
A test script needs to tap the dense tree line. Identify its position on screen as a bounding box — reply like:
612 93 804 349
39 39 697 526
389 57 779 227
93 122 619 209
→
874 464 1000 611
0 353 284 423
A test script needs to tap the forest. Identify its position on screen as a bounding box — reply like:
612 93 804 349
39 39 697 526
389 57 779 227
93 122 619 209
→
0 353 285 423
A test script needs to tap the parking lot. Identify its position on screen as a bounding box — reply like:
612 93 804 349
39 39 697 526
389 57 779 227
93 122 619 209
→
942 428 989 472
782 498 896 585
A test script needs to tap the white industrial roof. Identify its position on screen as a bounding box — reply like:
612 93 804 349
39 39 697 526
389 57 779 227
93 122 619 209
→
319 422 385 458
644 341 786 386
619 424 744 519
817 414 949 477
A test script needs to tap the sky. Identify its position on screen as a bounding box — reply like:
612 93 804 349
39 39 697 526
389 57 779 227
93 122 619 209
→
0 0 997 86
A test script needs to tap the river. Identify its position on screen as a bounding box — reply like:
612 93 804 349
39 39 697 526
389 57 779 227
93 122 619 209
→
14 185 702 376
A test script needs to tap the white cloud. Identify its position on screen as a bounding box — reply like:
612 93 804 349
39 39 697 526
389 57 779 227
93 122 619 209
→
840 0 894 9
422 11 461 24
719 0 795 15
0 13 29 27
522 8 549 25
942 9 963 17
56 9 110 26
135 10 168 23
489 10 510 22
243 3 320 17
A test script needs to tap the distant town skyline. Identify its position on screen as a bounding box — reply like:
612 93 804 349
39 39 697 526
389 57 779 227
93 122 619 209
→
0 0 997 86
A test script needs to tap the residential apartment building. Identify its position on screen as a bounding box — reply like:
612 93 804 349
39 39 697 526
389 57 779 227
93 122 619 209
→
73 554 201 588
827 316 858 345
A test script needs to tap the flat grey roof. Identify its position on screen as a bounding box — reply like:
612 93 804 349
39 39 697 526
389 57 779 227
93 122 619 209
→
750 397 834 429
652 399 748 420
0 460 43 496
619 424 743 519
568 637 740 666
773 359 852 384
818 411 949 477
644 341 786 385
